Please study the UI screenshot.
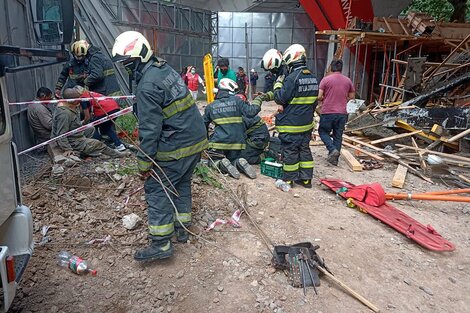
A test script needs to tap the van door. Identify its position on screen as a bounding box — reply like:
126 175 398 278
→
0 78 17 225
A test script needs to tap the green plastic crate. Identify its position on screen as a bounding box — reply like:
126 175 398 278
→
260 158 283 179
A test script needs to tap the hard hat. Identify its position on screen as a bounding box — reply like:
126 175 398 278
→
261 49 283 71
283 44 306 66
112 31 153 63
71 40 89 57
250 68 255 72
219 78 238 93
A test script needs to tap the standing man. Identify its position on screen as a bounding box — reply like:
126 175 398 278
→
186 66 205 101
236 67 249 97
112 31 208 261
250 69 259 96
27 87 55 144
273 44 318 188
215 58 237 85
317 59 355 166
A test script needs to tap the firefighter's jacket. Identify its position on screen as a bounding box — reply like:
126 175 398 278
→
84 46 122 96
135 57 208 172
55 58 88 91
203 90 260 150
273 64 319 134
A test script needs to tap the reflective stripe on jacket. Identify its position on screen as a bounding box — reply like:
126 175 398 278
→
274 65 319 134
135 57 208 171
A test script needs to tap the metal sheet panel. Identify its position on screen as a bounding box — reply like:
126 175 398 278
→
232 13 252 27
252 13 271 27
272 13 293 28
252 28 272 44
218 27 233 43
218 12 232 27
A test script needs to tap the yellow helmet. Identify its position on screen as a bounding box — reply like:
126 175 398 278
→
112 31 153 63
71 40 90 59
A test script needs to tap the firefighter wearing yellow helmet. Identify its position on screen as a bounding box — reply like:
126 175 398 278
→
55 39 121 98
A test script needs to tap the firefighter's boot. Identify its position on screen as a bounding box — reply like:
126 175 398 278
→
134 240 173 261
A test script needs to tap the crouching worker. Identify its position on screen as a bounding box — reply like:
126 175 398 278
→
73 86 126 151
52 88 128 158
235 94 270 165
203 78 258 179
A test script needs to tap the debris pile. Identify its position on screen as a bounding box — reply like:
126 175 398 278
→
316 12 470 188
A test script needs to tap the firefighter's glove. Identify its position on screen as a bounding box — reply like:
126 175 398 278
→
273 75 285 91
252 95 263 107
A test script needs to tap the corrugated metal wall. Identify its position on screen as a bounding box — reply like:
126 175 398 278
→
217 12 328 90
0 0 64 160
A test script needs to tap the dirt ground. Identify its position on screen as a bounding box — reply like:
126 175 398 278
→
11 101 470 313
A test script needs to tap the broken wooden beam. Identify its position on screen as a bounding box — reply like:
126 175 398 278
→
411 137 428 174
370 130 422 145
392 164 408 188
341 149 363 171
342 141 385 161
395 144 470 164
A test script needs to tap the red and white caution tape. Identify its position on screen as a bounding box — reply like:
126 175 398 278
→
18 106 133 155
206 209 242 231
9 95 136 106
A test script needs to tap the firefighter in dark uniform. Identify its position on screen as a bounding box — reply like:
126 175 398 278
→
273 44 319 188
203 78 258 179
112 31 208 261
55 40 121 98
235 94 270 165
55 40 88 98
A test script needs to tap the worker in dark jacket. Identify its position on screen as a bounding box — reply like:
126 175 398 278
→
84 44 122 96
55 40 121 97
55 40 89 98
235 94 270 165
273 44 318 188
203 78 258 179
112 31 208 262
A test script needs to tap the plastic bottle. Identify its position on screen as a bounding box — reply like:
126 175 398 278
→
275 179 291 192
57 251 97 276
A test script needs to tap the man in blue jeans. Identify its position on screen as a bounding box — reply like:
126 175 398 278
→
318 60 355 166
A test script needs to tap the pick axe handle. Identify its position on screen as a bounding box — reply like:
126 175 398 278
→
316 265 380 313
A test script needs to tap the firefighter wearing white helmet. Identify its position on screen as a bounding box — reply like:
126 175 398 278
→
272 43 319 188
112 30 208 262
55 39 121 98
202 78 260 179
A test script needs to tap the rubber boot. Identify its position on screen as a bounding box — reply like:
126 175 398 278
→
134 240 173 261
218 158 240 179
295 179 312 188
235 158 257 179
175 228 189 243
327 149 340 166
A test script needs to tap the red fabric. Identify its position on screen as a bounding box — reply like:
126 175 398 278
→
187 73 200 91
319 72 355 114
81 91 120 117
344 183 386 206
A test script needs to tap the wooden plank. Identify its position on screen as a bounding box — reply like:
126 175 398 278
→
411 137 428 173
397 18 410 35
392 164 408 188
395 144 470 163
341 149 363 171
342 141 385 161
370 130 422 145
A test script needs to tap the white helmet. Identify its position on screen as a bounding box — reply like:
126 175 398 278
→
112 31 153 63
71 40 90 58
283 44 306 66
219 78 238 93
261 49 283 71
